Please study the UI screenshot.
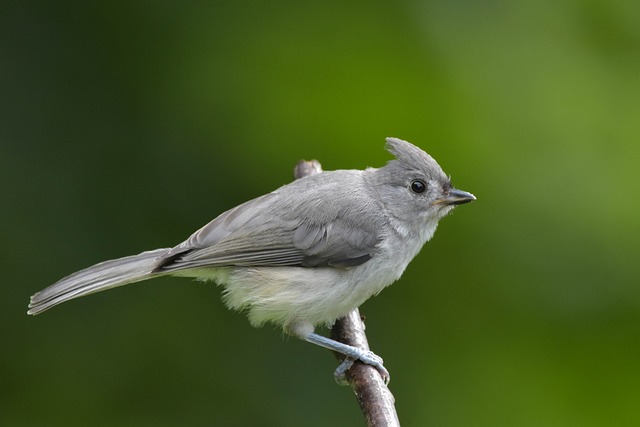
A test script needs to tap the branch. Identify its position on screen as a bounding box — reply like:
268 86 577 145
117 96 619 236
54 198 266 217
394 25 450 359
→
294 160 400 427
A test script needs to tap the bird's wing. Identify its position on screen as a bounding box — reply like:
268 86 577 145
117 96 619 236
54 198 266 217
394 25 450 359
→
157 177 383 271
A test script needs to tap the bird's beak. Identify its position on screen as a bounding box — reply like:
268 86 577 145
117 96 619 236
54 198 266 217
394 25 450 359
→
434 188 476 206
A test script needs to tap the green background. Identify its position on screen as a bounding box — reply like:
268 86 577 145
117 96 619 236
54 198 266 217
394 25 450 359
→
3 1 639 426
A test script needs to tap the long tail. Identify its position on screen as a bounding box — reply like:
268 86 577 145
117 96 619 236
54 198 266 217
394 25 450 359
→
28 248 171 315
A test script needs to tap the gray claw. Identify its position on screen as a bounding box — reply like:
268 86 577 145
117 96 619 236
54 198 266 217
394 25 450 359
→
333 351 391 385
334 358 355 385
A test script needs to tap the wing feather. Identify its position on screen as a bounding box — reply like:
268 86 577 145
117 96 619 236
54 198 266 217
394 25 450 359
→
158 171 384 271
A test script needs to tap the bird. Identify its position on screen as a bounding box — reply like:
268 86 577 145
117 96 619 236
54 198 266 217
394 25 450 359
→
28 137 475 383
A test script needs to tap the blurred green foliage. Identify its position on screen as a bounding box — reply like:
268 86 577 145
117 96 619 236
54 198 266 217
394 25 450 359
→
2 1 639 426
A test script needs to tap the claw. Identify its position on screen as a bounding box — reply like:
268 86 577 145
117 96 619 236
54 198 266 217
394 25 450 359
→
334 358 355 385
333 351 391 385
357 350 390 384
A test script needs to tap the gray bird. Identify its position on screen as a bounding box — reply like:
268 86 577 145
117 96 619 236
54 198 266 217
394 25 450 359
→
28 137 475 383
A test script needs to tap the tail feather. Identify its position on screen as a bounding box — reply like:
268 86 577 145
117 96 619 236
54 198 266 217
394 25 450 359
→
28 248 170 315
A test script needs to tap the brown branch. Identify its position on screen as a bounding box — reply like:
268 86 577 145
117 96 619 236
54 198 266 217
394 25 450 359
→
294 160 400 427
332 309 400 427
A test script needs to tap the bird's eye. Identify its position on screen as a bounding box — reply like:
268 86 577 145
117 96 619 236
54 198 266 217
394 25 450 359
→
410 180 426 194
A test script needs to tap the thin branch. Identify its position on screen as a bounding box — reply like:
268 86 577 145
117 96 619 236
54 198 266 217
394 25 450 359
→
294 160 400 427
332 309 400 427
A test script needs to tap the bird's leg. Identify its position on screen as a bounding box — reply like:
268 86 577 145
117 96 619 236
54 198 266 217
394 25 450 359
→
304 331 390 385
